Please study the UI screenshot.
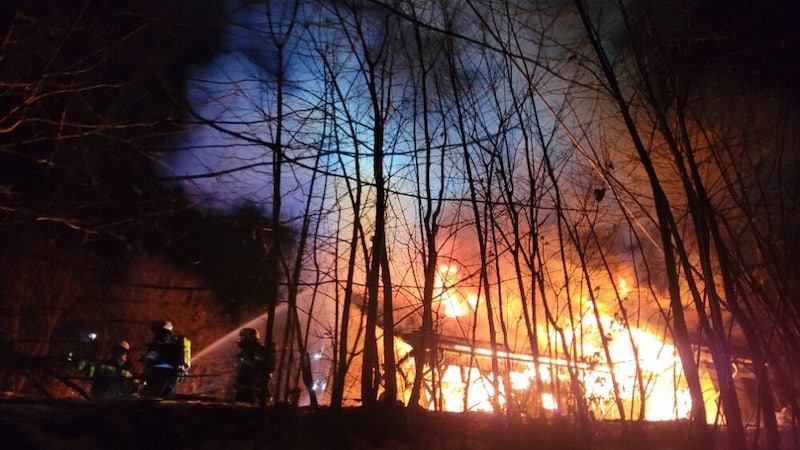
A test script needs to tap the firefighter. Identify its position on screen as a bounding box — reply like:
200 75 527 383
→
233 327 273 406
77 340 136 400
142 320 189 398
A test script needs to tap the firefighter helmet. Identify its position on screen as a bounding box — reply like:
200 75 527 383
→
152 320 173 333
116 340 131 352
238 327 260 342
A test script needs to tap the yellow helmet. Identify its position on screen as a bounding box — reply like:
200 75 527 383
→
116 341 131 352
238 328 260 341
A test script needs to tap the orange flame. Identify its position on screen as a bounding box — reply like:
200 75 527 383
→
393 273 719 422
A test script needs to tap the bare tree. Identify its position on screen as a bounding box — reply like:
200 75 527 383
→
401 1 449 409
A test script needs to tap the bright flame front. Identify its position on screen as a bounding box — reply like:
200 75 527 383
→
392 274 720 423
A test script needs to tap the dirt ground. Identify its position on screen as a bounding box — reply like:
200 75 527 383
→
0 394 794 450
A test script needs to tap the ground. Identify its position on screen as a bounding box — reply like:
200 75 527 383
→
0 394 794 450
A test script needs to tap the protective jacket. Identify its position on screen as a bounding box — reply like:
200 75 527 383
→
233 339 271 404
142 328 182 398
78 357 135 400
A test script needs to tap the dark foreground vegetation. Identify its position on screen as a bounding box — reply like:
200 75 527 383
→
0 395 793 450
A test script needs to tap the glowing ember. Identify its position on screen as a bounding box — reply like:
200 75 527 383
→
617 278 631 298
438 365 497 412
541 393 558 410
509 370 532 390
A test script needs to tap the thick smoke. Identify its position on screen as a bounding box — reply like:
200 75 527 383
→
161 0 311 220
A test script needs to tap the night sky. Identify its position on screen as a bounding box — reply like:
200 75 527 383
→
2 0 798 231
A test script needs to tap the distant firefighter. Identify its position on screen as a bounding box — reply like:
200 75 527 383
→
142 320 191 398
77 340 136 400
233 327 274 406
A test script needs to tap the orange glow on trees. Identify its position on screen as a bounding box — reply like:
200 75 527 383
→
387 268 721 422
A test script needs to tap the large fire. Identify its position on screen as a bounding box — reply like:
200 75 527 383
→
391 265 720 422
434 264 477 318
